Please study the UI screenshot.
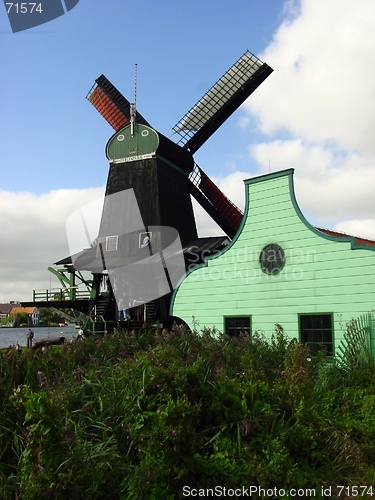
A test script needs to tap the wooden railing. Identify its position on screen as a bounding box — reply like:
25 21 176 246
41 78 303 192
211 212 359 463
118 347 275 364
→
33 287 91 302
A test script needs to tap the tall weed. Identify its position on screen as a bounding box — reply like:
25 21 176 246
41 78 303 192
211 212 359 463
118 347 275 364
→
0 326 374 498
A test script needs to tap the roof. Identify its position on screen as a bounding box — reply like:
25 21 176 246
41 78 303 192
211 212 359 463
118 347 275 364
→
54 255 73 266
0 303 14 314
316 228 375 248
182 236 230 255
54 236 230 272
10 306 36 315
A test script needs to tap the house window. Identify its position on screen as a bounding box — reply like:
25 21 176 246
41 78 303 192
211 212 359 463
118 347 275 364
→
299 314 333 355
139 232 152 248
224 316 251 337
106 235 118 252
259 243 285 275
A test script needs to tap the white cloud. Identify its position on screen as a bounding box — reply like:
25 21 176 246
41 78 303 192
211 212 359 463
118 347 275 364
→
250 140 375 225
193 200 224 237
333 219 375 241
249 0 375 153
241 0 375 239
0 187 105 302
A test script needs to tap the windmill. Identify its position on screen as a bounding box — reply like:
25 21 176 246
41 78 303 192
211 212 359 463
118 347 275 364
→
87 51 272 240
26 51 273 332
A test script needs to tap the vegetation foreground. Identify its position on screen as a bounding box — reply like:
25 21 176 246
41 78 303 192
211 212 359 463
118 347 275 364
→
0 326 375 499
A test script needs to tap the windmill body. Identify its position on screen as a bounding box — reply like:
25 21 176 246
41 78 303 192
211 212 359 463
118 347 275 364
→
104 123 197 241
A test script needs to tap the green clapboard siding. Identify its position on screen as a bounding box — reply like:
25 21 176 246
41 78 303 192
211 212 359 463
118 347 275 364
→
171 169 375 356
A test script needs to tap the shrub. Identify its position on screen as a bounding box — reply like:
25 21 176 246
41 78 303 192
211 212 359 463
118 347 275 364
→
0 326 374 498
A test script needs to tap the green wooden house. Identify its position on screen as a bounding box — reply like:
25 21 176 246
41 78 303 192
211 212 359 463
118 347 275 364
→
171 169 375 359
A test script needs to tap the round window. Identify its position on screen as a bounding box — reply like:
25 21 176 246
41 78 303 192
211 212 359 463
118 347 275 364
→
259 244 285 275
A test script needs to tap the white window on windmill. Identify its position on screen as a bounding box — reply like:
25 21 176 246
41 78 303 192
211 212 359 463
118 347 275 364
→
106 235 118 252
139 232 151 248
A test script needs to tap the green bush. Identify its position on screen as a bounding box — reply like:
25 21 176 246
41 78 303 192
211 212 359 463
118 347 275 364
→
0 326 374 498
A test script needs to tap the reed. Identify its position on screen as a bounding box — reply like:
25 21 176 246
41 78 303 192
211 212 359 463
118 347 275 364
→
0 325 374 498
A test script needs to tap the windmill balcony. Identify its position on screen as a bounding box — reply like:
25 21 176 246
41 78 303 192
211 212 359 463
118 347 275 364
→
33 287 91 302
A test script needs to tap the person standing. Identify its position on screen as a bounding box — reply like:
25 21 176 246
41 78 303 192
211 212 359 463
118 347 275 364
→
27 328 34 348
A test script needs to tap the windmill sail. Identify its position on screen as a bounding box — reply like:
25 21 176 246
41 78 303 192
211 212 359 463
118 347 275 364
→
86 75 150 131
173 51 273 154
188 164 243 239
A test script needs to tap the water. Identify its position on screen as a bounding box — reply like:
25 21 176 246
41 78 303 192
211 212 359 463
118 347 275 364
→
0 326 78 349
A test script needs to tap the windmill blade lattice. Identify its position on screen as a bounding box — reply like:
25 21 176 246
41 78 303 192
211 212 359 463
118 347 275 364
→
173 50 273 154
86 74 150 131
188 164 243 239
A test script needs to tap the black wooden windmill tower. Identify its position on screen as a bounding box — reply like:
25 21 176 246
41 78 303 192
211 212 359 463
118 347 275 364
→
28 51 272 333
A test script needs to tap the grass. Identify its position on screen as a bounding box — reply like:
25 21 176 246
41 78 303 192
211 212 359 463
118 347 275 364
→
0 325 374 499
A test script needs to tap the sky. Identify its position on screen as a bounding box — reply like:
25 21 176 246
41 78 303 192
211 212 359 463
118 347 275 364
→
1 0 375 302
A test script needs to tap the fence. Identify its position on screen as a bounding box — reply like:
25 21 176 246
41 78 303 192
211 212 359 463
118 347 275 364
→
33 287 91 302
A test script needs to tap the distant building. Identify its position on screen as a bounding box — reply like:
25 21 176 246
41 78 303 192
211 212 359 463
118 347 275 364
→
9 306 40 326
0 303 13 322
171 169 375 359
